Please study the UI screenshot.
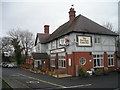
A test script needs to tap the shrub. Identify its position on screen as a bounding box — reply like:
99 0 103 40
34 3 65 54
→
103 67 109 75
94 69 103 76
40 69 46 72
79 67 89 77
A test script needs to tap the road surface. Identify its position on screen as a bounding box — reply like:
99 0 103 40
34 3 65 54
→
2 67 120 90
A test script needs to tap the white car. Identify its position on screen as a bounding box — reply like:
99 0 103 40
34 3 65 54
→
2 63 14 68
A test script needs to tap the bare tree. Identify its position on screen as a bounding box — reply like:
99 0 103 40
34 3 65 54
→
1 36 12 52
7 28 34 64
19 30 34 57
103 22 113 31
103 22 120 58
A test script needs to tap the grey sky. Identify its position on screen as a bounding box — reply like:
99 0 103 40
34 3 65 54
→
1 0 119 37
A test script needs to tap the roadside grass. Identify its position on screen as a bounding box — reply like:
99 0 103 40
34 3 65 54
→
2 79 13 90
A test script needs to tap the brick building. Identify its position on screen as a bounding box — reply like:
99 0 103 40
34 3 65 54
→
34 7 118 76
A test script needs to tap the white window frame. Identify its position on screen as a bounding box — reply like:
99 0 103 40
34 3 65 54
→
51 41 56 49
108 54 114 67
80 57 86 65
93 54 104 68
94 36 101 44
58 56 66 68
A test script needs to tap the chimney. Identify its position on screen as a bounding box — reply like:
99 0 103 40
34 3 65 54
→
69 7 76 21
44 25 49 34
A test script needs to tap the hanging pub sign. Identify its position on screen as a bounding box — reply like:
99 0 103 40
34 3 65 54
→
59 38 69 46
77 35 92 47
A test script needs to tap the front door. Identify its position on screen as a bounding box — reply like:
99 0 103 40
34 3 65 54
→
38 61 42 70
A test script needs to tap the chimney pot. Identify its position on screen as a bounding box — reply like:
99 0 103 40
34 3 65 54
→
69 7 76 21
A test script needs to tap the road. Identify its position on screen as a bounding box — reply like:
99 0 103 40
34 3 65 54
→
2 67 120 90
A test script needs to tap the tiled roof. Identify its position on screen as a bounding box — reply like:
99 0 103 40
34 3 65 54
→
36 14 118 44
35 33 50 45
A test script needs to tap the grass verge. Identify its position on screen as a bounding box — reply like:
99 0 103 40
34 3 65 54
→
2 79 13 90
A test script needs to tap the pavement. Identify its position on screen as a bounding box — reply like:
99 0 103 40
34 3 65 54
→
52 74 72 78
2 67 120 90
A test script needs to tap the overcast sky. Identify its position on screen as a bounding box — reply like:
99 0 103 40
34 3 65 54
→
1 0 120 38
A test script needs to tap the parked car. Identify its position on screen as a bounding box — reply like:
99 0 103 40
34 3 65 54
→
2 62 18 68
2 62 9 67
12 63 18 67
2 63 14 68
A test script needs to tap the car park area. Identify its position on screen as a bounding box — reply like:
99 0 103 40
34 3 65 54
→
2 67 120 89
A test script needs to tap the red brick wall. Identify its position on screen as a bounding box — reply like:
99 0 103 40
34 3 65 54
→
66 53 75 76
26 59 33 64
49 51 118 76
74 52 93 70
66 52 118 76
66 52 93 76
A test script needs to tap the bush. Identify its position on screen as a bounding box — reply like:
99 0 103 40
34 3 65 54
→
40 69 46 72
79 67 89 77
103 67 109 75
94 69 103 76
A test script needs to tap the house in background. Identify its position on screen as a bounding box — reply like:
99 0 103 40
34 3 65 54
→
34 7 118 76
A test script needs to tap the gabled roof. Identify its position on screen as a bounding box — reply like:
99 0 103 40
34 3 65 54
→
35 33 50 45
31 53 49 60
46 14 118 43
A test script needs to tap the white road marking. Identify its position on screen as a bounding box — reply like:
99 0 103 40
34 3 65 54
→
26 81 41 84
11 74 20 76
65 84 92 88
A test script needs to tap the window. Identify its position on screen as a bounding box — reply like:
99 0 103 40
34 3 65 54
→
58 56 66 68
94 36 101 44
51 41 56 49
93 54 104 67
50 56 56 67
108 54 114 66
80 57 86 65
46 44 48 49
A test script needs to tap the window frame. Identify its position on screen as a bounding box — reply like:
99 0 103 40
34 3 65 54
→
108 54 114 67
50 56 56 67
51 41 56 49
94 36 101 44
58 56 66 68
93 54 104 68
79 57 86 65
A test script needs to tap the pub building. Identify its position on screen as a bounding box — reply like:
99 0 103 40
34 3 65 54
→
33 7 118 76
